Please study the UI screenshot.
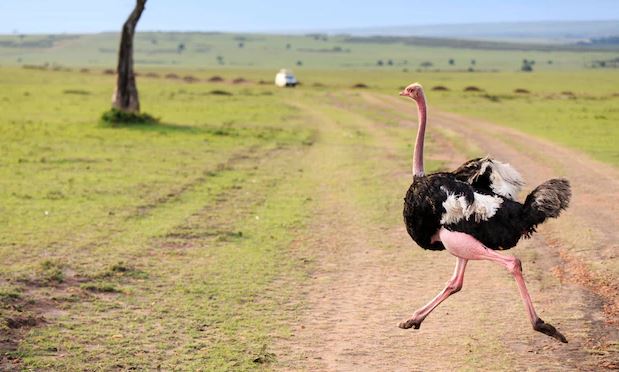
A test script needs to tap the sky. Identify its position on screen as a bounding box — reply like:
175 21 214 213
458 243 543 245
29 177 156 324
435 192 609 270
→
0 0 618 34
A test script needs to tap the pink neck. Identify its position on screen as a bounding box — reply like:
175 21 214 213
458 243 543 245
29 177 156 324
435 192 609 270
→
413 94 427 177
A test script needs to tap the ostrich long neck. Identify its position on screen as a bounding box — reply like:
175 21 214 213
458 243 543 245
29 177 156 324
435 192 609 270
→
413 93 427 177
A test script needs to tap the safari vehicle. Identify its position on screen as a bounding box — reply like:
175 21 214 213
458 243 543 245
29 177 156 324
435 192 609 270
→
275 69 298 87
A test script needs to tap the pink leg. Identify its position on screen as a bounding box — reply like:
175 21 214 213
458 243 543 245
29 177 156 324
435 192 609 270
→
399 257 468 329
438 228 567 343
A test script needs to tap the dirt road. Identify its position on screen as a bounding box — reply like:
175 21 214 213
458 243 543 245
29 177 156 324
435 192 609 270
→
274 91 618 371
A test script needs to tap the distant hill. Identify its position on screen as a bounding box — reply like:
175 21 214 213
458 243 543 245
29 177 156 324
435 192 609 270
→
326 20 619 44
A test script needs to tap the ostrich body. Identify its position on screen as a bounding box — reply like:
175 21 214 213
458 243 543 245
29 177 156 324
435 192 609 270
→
399 83 570 343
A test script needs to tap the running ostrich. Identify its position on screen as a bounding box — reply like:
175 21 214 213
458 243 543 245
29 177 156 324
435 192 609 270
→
399 83 570 343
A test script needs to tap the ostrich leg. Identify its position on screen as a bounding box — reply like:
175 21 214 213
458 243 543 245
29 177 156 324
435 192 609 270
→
438 228 567 343
399 257 467 329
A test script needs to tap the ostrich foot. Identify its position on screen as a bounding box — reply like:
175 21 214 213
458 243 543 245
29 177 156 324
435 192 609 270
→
398 318 422 329
533 318 568 343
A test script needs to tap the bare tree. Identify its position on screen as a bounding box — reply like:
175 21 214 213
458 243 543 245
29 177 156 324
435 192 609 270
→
112 0 146 113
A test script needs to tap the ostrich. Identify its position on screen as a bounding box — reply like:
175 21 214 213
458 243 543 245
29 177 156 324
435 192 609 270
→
399 83 570 343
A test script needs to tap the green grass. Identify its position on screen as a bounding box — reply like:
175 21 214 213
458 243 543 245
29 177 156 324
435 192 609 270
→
1 31 619 71
1 65 617 369
0 66 318 369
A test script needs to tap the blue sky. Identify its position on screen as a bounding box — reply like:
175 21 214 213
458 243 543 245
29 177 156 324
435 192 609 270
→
0 0 617 34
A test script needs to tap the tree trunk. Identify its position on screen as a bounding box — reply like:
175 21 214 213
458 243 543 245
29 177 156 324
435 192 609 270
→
112 0 146 113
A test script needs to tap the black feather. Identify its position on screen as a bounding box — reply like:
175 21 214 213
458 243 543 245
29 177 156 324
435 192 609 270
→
403 168 571 251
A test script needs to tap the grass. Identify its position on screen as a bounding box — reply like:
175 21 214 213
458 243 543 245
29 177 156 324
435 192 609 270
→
0 65 617 369
1 32 619 71
0 66 318 369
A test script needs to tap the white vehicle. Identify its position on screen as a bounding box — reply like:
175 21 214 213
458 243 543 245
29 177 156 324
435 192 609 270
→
275 69 298 87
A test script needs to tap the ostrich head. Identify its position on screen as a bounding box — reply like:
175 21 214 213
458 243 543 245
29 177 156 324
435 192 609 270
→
399 83 425 101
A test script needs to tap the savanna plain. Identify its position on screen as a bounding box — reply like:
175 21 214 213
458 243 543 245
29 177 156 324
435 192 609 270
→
1 32 619 370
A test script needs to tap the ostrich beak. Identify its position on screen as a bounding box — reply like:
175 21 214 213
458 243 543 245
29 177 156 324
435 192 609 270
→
399 91 408 97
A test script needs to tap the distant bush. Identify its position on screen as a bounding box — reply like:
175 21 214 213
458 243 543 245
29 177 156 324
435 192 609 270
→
521 60 534 72
208 75 225 82
183 75 200 83
101 108 159 126
352 83 368 89
420 61 433 68
448 58 455 65
209 90 233 96
463 86 483 92
514 88 530 94
432 86 449 91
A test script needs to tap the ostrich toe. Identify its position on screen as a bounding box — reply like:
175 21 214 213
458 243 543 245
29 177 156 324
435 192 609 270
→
533 318 568 343
398 318 422 329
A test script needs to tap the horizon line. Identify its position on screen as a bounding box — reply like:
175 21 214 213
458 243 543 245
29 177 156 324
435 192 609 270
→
2 18 618 36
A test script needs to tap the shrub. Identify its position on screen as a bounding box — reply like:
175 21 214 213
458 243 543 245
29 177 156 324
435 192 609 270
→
463 86 483 92
101 108 158 126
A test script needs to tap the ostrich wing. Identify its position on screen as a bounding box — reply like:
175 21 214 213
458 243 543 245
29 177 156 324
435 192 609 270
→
453 157 524 200
438 177 504 225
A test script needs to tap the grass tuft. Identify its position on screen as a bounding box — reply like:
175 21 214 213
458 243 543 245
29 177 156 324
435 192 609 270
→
88 262 149 281
80 282 121 293
36 260 65 284
0 288 22 303
252 344 276 364
100 108 159 126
